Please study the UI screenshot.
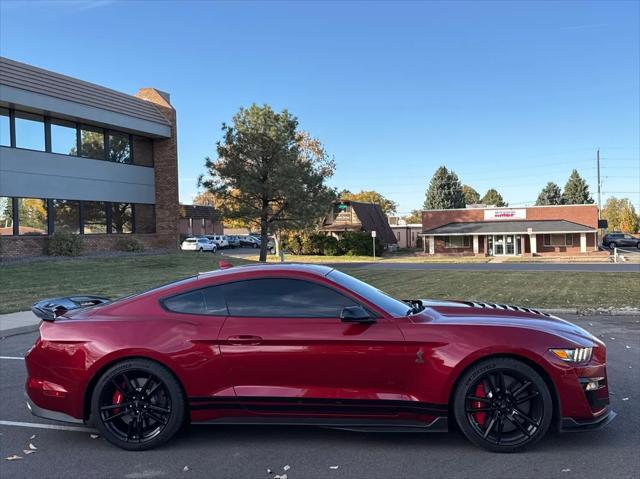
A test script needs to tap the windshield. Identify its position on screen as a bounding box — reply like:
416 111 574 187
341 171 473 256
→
327 269 412 317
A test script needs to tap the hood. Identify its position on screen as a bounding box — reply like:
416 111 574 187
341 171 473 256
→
414 298 601 346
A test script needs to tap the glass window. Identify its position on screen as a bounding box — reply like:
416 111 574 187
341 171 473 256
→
0 108 10 147
52 199 80 234
445 236 470 248
135 204 155 233
17 198 47 235
83 201 107 234
112 203 132 233
51 119 77 155
15 111 45 151
221 278 360 318
80 125 104 160
163 287 228 316
108 131 131 164
543 234 573 247
132 136 153 166
0 197 14 235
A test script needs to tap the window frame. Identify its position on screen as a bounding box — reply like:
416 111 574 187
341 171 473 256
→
160 277 373 319
13 110 46 152
161 286 229 317
543 233 574 247
444 236 471 248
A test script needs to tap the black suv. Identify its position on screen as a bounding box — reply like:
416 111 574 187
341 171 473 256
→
603 232 640 249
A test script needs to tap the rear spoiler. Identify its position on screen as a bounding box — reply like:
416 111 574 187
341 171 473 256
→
31 296 111 321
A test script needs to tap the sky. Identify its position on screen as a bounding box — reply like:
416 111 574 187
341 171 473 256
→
1 0 638 215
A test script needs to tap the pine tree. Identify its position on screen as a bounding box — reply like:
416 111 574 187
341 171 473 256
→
535 182 563 205
462 185 480 205
562 170 594 204
423 166 465 209
481 189 508 207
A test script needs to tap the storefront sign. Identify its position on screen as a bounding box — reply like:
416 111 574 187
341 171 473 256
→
484 209 526 220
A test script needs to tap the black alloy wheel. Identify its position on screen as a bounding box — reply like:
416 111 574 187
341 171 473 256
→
92 359 185 450
454 358 552 452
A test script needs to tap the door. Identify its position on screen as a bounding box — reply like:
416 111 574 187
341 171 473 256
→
494 235 505 255
505 235 515 255
218 277 410 409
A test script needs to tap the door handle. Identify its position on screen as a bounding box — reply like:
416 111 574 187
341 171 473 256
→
227 335 263 345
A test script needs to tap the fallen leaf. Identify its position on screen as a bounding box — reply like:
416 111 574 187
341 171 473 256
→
29 435 36 440
330 465 340 470
274 475 287 479
283 465 291 471
625 345 631 349
183 466 190 472
561 468 571 473
5 455 22 461
610 337 615 340
22 450 36 455
622 397 629 401
28 443 37 450
90 434 100 439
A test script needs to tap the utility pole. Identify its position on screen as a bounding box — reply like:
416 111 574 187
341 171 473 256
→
596 148 602 219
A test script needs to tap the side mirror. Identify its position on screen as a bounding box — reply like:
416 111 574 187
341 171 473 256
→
340 306 374 323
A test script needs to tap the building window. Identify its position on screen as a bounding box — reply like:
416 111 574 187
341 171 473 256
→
17 198 47 235
108 131 131 164
80 125 105 160
14 111 45 151
83 201 108 234
51 119 78 156
132 136 153 166
52 199 80 234
444 236 471 248
0 108 10 147
0 197 13 235
543 234 574 247
112 203 133 233
135 203 155 233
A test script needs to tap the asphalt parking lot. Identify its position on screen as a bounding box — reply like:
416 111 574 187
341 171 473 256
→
1 315 638 479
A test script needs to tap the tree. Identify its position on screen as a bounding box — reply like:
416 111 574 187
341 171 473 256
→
192 190 248 229
403 209 422 224
481 188 508 207
535 182 563 206
602 197 639 233
423 166 465 209
339 190 398 215
462 185 480 205
199 104 337 261
562 169 594 205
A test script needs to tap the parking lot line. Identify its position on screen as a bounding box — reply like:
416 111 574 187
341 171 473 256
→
0 420 95 433
0 356 25 360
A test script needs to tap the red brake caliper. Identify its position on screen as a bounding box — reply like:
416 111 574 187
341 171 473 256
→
112 390 124 415
473 383 486 426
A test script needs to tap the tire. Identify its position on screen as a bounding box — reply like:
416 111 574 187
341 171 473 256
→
453 357 552 453
91 359 186 451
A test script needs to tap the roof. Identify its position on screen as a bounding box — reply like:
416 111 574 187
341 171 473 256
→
180 205 220 221
198 263 335 280
0 57 170 126
324 201 397 244
423 220 596 235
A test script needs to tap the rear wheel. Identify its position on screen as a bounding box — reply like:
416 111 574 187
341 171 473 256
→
453 358 552 453
91 359 185 450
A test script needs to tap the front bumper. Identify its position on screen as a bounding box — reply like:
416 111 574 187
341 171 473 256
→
560 407 617 432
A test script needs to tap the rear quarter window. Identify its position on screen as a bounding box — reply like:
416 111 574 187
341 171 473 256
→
163 287 228 316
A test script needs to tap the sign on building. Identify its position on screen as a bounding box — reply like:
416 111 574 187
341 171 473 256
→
484 209 526 220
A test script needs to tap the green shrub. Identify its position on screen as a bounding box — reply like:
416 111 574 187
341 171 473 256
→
116 236 144 252
338 231 383 256
47 230 83 256
322 236 341 256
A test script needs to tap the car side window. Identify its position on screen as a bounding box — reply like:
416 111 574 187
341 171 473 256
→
221 278 360 318
163 286 228 316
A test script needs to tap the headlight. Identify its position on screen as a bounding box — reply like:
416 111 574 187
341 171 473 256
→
549 347 593 363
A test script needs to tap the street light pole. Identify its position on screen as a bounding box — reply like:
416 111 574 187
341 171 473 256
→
372 230 377 260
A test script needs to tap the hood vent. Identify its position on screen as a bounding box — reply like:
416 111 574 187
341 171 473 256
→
461 301 553 317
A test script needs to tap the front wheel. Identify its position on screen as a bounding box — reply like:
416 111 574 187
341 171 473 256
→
91 359 186 450
453 358 552 453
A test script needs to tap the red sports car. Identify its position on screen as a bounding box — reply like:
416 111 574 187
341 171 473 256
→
26 264 614 452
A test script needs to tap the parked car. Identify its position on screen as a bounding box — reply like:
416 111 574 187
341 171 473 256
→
206 235 229 249
239 235 260 248
602 232 640 249
180 237 216 252
27 264 614 452
226 235 241 248
248 235 276 253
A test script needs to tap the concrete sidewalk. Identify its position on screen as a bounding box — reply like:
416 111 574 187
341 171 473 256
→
0 311 41 336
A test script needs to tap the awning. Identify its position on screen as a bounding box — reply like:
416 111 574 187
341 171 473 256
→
422 220 596 236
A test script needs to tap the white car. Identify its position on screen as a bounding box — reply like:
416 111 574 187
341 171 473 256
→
181 237 217 252
206 235 229 249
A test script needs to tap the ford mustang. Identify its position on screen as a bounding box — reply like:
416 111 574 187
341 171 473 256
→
25 264 615 452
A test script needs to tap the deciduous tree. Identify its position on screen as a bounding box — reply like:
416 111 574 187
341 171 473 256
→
462 185 480 205
199 104 336 261
603 197 639 233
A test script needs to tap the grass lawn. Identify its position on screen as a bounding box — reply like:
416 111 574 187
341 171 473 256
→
1 254 638 314
0 253 248 314
344 268 640 310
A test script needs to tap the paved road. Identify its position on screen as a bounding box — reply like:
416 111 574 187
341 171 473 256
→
335 262 640 272
1 315 639 479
